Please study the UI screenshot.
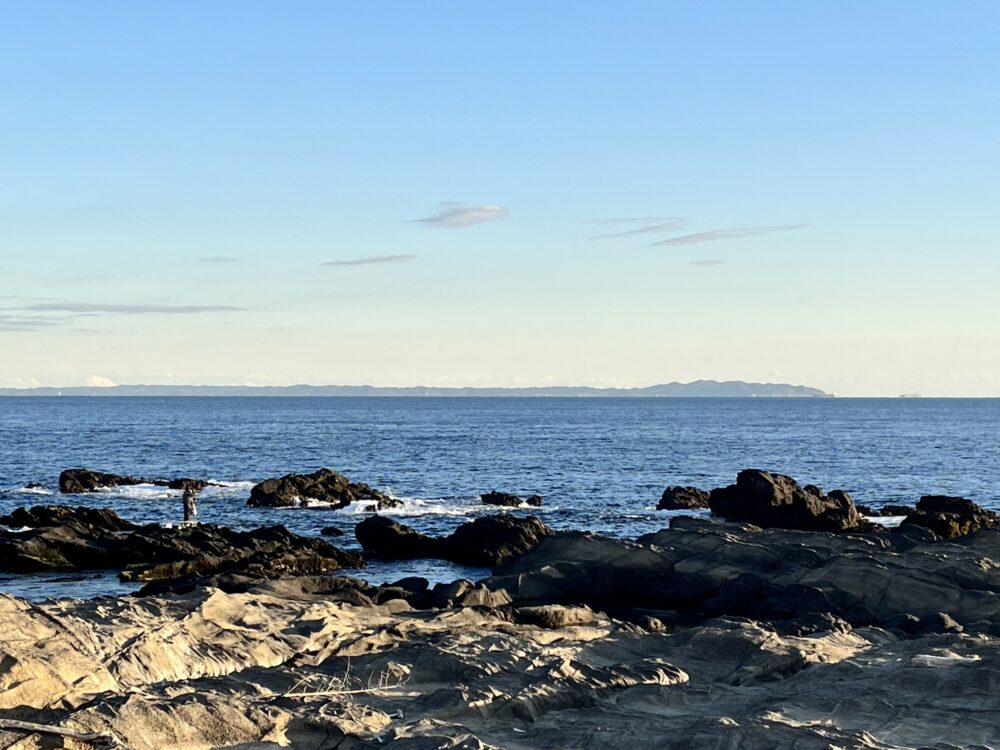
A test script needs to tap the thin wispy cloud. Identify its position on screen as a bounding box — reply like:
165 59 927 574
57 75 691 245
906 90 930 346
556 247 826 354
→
589 218 689 240
588 216 674 226
322 254 417 267
25 302 243 314
0 314 63 332
199 256 242 263
650 223 808 247
690 259 725 267
415 202 508 229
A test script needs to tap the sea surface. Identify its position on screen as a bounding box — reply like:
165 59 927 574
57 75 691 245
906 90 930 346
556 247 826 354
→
1 396 998 600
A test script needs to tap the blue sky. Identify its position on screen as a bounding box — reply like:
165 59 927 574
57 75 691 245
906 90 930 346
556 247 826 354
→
1 2 998 395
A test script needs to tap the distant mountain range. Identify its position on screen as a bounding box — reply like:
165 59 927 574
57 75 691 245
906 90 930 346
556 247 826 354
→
0 380 831 398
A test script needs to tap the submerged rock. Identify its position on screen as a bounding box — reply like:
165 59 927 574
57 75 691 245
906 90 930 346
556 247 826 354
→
356 514 552 567
657 486 710 510
901 495 999 539
708 469 863 532
247 468 401 510
481 490 543 507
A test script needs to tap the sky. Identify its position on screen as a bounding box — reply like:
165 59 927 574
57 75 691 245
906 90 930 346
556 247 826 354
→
1 2 998 396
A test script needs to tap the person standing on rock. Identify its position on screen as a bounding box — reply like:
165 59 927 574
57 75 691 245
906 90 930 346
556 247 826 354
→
182 487 198 524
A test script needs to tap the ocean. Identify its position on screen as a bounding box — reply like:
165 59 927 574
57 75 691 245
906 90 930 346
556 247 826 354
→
2 396 998 599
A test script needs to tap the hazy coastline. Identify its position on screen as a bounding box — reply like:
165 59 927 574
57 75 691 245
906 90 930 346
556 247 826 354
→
0 379 830 398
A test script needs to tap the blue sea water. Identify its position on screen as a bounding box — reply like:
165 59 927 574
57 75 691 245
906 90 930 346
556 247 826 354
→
1 397 998 599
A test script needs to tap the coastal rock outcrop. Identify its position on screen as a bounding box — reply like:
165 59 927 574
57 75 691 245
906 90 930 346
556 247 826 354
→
487 515 1000 630
708 469 863 532
0 504 138 533
481 490 543 507
247 468 401 510
0 504 363 581
657 486 710 510
0 572 997 749
356 514 552 567
901 494 999 539
59 468 214 494
59 468 145 493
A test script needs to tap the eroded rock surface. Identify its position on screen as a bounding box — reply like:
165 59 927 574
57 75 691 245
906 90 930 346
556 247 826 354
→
0 574 996 750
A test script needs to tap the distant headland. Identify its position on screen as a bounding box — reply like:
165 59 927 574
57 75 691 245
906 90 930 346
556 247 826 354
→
0 380 831 398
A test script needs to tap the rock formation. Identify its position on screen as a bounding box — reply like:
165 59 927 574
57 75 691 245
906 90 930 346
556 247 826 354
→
487 515 1000 630
0 562 996 749
0 505 363 581
708 469 863 532
901 494 1000 539
247 468 401 510
59 468 213 494
481 490 543 507
657 485 710 510
356 514 552 567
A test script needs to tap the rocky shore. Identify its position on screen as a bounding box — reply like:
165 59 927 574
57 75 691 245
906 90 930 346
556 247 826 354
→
0 469 997 748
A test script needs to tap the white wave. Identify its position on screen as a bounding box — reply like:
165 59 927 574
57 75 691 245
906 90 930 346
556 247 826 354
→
17 486 54 496
113 484 176 501
206 479 256 490
336 494 540 517
0 526 33 533
877 515 906 528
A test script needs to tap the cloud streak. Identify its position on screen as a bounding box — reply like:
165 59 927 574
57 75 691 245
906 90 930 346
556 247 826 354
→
650 223 808 247
589 218 688 240
690 259 725 267
322 254 417 267
415 202 508 229
0 314 64 332
25 302 243 314
199 256 242 263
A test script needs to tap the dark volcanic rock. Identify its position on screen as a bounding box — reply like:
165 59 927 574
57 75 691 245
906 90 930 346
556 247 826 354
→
0 504 363 582
59 468 214 494
0 505 138 533
481 490 543 507
708 469 863 532
355 516 441 559
247 468 401 510
356 514 552 568
119 525 364 583
320 526 345 537
901 495 1000 539
485 515 1000 629
448 515 552 567
657 486 710 510
166 478 209 491
59 468 146 493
